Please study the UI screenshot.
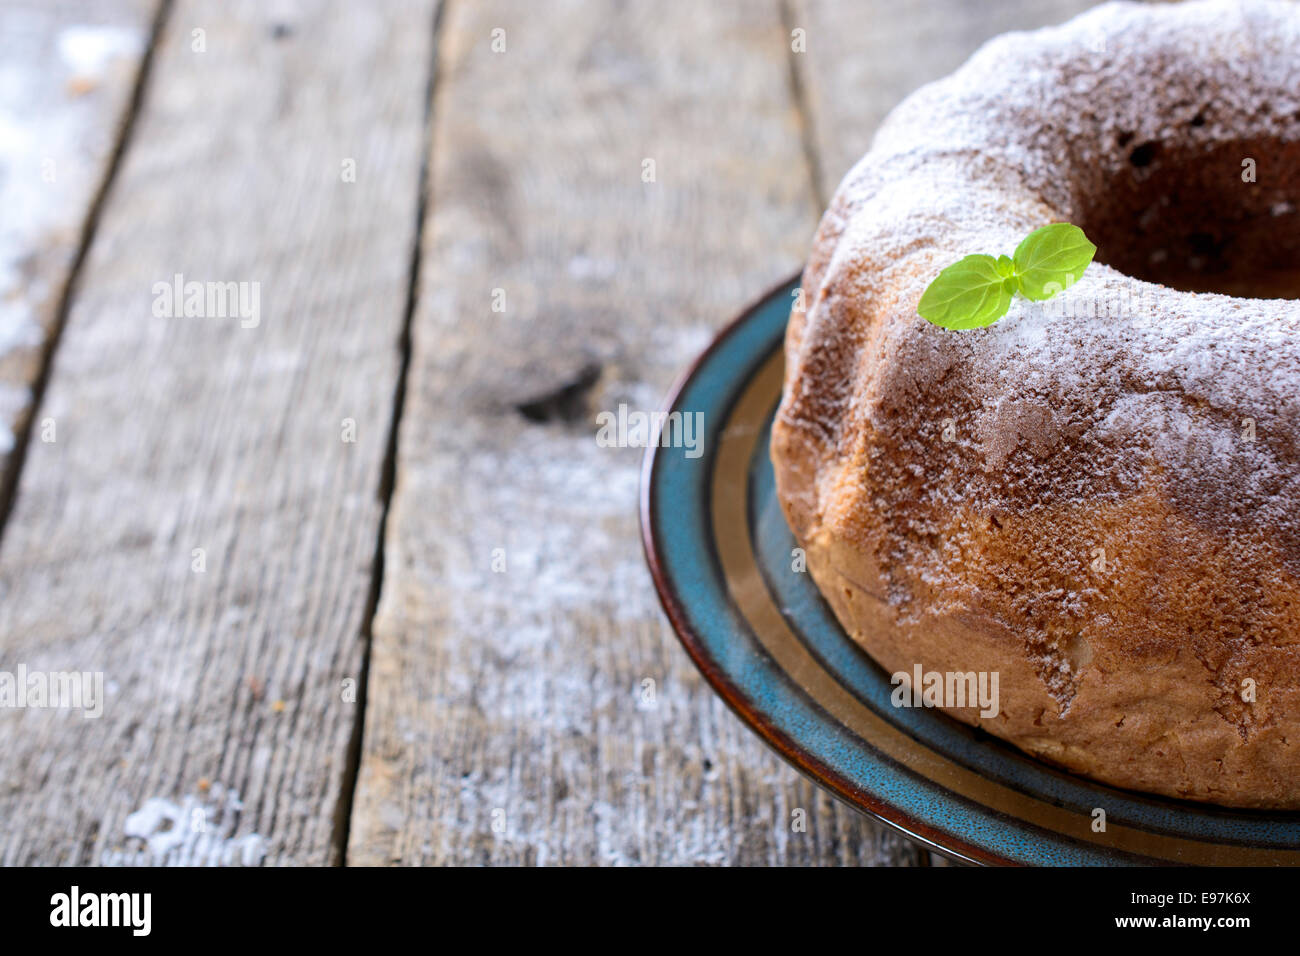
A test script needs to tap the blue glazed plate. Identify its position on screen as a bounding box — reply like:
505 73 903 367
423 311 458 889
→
640 273 1300 866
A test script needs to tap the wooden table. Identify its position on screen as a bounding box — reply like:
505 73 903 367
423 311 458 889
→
0 0 1098 865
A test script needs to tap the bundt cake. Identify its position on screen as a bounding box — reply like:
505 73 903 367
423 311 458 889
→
771 0 1300 808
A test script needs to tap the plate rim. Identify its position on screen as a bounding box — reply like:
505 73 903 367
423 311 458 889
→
639 270 1010 866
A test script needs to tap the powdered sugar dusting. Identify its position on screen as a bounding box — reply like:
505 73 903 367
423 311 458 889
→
784 0 1300 551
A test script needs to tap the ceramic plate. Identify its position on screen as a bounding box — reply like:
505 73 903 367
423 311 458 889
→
640 273 1300 866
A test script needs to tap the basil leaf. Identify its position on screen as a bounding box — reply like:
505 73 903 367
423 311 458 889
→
1012 223 1097 301
917 254 1015 329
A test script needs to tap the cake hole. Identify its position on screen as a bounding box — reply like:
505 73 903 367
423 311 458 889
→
1079 135 1300 298
1127 141 1157 167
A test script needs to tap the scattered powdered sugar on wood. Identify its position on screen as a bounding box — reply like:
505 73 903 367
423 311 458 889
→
105 783 266 866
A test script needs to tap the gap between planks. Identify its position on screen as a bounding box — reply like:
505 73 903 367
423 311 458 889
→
777 0 828 212
329 0 449 868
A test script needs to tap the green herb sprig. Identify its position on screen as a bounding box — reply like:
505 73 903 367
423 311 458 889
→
917 223 1097 329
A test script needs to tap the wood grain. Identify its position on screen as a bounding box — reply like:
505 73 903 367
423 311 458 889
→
346 0 927 866
0 0 161 522
788 0 1103 201
0 0 437 865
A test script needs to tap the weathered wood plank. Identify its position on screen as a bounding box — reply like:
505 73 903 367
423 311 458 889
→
788 0 1104 201
0 0 437 865
0 0 160 519
348 0 925 866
